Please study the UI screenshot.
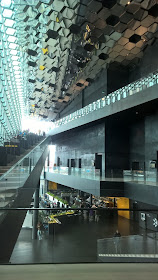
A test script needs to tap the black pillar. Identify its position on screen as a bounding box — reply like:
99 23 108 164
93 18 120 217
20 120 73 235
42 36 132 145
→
32 184 40 240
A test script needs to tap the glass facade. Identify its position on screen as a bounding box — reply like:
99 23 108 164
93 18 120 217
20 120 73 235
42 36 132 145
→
0 1 28 145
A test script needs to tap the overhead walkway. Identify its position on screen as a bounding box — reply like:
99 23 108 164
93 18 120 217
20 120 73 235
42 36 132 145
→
48 71 158 136
0 136 51 262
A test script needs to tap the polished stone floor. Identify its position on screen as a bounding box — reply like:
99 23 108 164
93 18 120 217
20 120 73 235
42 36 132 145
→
10 214 143 264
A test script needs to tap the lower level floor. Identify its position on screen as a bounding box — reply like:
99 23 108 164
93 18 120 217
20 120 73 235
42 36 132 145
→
10 214 146 264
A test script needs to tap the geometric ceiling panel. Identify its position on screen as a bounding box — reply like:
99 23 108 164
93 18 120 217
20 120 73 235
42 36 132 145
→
1 0 158 122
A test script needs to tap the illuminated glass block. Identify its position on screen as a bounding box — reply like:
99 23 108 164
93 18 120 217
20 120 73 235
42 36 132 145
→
1 0 12 7
13 65 20 70
10 50 17 55
3 9 13 18
12 61 19 66
8 36 16 42
6 27 15 35
11 55 18 60
9 43 17 49
4 19 15 27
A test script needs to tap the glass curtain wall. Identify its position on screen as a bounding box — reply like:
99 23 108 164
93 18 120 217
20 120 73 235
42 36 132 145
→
0 0 33 145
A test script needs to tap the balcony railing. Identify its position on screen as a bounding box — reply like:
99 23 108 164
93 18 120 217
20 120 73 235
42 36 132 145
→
54 71 158 127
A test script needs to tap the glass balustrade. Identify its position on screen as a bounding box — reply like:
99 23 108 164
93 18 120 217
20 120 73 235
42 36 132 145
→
0 207 158 264
0 137 49 210
47 166 101 181
54 71 158 128
45 167 158 187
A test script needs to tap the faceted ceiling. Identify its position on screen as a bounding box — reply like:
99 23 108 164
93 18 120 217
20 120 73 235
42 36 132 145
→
2 0 158 121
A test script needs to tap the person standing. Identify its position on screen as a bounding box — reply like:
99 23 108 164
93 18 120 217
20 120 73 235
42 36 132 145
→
113 230 121 253
37 223 42 240
114 229 121 237
95 207 100 222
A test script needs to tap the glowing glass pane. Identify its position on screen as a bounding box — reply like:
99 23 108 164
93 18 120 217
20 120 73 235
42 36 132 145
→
9 43 17 49
11 55 18 60
12 61 19 66
3 9 13 18
1 0 12 7
4 19 15 27
7 36 16 42
10 50 17 55
13 66 20 70
6 28 15 35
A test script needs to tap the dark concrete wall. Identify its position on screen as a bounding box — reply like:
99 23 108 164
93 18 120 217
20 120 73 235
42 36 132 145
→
52 123 105 175
105 119 130 177
129 119 145 170
129 40 158 82
128 111 158 172
145 112 158 170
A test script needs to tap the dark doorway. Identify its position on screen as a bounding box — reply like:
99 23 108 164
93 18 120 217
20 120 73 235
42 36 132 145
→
132 161 139 170
71 159 75 168
67 159 70 167
132 202 139 222
95 153 102 176
57 157 60 167
79 158 81 168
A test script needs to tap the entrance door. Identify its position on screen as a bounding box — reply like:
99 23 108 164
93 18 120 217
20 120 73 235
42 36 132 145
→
71 159 75 168
79 158 81 168
132 202 139 222
95 153 102 176
57 157 60 167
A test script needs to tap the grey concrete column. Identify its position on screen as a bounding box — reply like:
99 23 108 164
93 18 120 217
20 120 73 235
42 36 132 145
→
32 186 40 240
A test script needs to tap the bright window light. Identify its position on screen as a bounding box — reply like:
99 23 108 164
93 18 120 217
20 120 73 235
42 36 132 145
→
6 28 15 35
9 43 17 49
11 55 18 60
0 14 2 23
22 116 51 134
13 65 20 70
3 9 13 18
7 36 16 42
1 0 12 7
10 50 17 55
12 61 19 66
4 19 15 27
